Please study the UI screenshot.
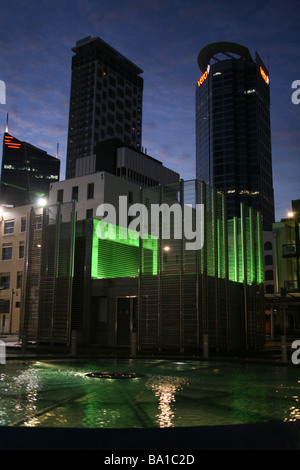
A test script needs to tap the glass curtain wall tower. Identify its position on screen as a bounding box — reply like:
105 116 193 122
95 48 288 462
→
196 42 274 230
66 36 143 179
0 132 60 206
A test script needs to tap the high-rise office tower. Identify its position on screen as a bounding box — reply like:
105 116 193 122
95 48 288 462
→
0 132 60 206
196 42 274 230
66 36 143 179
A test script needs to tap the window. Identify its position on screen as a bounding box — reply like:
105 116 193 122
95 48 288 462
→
86 208 93 219
17 272 23 289
72 186 79 201
0 300 10 314
266 284 274 294
87 182 94 199
21 217 26 232
19 242 25 259
34 215 43 230
264 241 272 251
4 220 14 234
265 255 273 266
265 270 273 281
0 274 10 289
57 189 64 203
2 244 12 260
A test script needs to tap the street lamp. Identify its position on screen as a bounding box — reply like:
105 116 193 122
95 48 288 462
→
37 197 47 207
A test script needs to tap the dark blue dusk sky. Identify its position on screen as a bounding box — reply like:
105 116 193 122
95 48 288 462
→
0 0 299 221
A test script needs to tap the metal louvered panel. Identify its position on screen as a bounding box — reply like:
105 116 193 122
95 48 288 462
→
21 202 76 346
138 180 265 353
20 207 43 342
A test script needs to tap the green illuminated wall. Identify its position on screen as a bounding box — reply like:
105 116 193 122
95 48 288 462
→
91 219 157 279
91 193 264 287
227 208 264 286
138 181 265 352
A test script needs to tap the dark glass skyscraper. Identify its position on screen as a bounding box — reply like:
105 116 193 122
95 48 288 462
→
0 132 60 206
196 42 274 230
66 36 143 179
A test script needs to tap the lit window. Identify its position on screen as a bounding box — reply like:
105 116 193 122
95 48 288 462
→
19 243 25 259
0 274 10 289
34 215 43 230
2 245 12 260
17 272 23 289
21 218 26 233
4 220 14 234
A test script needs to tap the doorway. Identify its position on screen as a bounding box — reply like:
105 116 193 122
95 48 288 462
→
116 296 137 346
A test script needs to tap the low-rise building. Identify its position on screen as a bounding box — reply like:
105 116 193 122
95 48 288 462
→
48 170 141 222
0 202 44 334
21 179 265 353
264 200 300 337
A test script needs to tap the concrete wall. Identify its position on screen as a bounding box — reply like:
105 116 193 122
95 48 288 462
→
49 171 141 223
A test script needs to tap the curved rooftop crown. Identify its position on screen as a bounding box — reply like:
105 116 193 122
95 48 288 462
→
197 42 252 73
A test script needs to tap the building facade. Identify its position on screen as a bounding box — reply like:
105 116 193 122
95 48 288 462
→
66 36 143 179
265 200 300 337
196 42 274 231
74 138 180 187
0 132 60 207
48 171 141 222
0 203 44 334
20 180 265 353
263 231 275 295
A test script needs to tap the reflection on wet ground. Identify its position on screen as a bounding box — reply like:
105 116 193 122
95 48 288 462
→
0 359 299 428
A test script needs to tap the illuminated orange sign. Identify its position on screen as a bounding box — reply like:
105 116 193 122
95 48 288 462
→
4 135 21 149
197 70 208 87
260 66 269 84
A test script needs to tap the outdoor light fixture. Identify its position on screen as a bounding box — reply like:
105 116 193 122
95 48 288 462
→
288 211 294 218
37 197 47 207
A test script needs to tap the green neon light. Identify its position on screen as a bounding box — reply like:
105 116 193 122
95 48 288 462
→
91 208 263 285
256 212 264 284
92 219 157 279
217 218 226 279
248 208 255 284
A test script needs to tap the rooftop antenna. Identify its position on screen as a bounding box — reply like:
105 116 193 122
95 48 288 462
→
56 142 59 158
5 113 8 133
